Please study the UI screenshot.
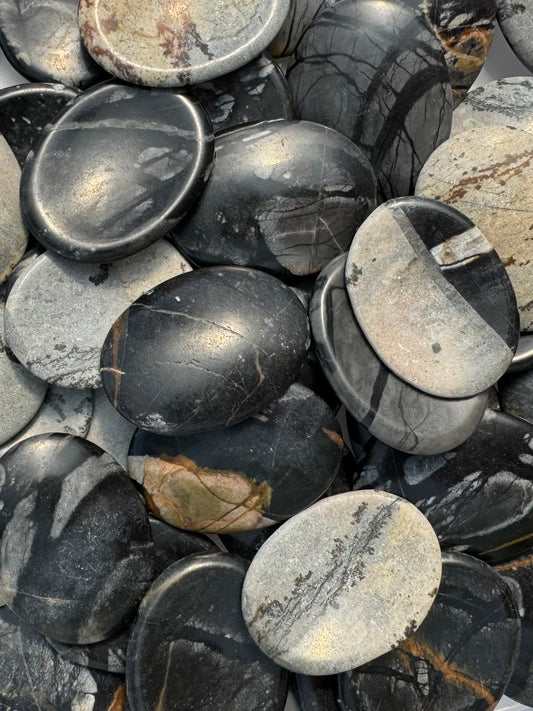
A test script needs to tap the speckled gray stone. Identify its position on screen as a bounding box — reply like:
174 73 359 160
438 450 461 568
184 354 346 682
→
87 389 136 470
498 0 533 73
0 135 27 284
241 490 442 675
4 240 191 388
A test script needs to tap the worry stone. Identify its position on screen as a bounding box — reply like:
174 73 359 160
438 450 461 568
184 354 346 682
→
0 134 27 284
498 0 533 73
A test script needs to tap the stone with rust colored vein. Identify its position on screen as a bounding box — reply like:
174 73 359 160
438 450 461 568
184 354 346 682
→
241 490 442 675
498 0 533 74
416 125 533 332
339 552 520 711
0 135 27 285
78 0 290 87
268 0 341 57
127 553 289 711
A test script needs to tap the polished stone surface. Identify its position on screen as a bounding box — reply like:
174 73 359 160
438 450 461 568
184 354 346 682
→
340 552 520 711
345 197 518 398
311 253 488 454
500 369 533 425
0 135 27 284
127 553 288 711
100 267 310 436
287 0 452 199
4 241 191 388
79 0 291 87
220 523 282 561
416 125 533 332
242 491 442 675
509 333 533 373
498 0 533 73
21 82 214 261
171 120 376 277
49 626 131 676
269 0 340 57
0 433 154 643
87 388 137 469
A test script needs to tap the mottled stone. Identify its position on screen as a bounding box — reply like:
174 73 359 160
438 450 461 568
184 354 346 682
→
416 125 533 332
100 267 310 436
293 674 342 711
21 82 214 262
355 409 533 562
287 0 452 199
171 120 376 277
0 135 27 284
269 0 340 56
127 553 288 711
79 0 291 87
498 0 533 73
0 433 154 643
87 388 137 469
242 490 442 675
4 241 191 388
340 552 520 711
311 253 488 454
509 333 533 373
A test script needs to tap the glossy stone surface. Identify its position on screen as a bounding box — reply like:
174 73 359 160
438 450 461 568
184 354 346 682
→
416 125 533 332
4 241 191 388
242 490 442 675
509 333 533 373
129 383 342 533
100 267 309 436
0 434 154 643
79 0 291 87
498 0 533 73
287 0 452 199
0 0 106 87
0 82 78 165
269 0 339 57
311 253 488 454
171 120 376 277
127 553 288 711
340 552 520 711
345 197 518 398
21 82 213 262
220 523 282 561
500 369 533 425
0 135 27 284
355 409 533 562
49 626 131 676
87 388 137 469
293 674 342 711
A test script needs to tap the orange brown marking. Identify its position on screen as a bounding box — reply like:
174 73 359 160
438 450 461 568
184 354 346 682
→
481 530 533 556
494 555 533 572
322 428 344 448
107 684 128 711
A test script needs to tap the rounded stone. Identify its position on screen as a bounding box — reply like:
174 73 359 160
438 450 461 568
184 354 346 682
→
311 253 488 454
100 266 310 436
0 135 27 284
345 196 519 399
0 433 154 644
20 82 214 262
78 0 291 87
127 553 289 711
269 0 341 57
4 240 191 389
498 0 533 73
171 120 376 277
241 490 442 675
416 125 533 332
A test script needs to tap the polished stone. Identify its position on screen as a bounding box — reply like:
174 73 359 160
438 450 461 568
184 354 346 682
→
171 120 376 277
287 0 452 199
100 267 309 436
49 626 131 676
345 197 518 398
87 388 137 469
269 0 340 57
416 125 533 332
498 0 533 73
79 0 291 87
0 135 27 284
21 82 214 262
127 553 288 711
4 241 191 388
0 433 154 643
311 253 488 454
340 552 520 711
500 369 533 425
242 490 442 675
220 523 282 561
509 333 533 373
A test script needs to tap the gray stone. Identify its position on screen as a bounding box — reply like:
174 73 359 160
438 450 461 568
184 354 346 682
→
498 0 533 73
0 135 27 284
87 389 136 470
269 0 340 57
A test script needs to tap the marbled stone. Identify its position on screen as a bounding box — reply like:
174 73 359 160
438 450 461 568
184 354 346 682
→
0 135 27 284
21 82 214 262
355 409 533 562
4 240 191 388
416 125 533 332
0 0 107 87
293 674 342 711
287 0 452 199
171 120 376 277
0 82 78 165
498 0 533 73
452 77 533 136
127 553 289 711
340 552 520 711
345 197 518 398
311 253 488 454
0 433 154 643
100 267 310 436
87 388 137 469
269 0 340 57
241 490 442 675
129 383 342 533
79 0 291 87
509 333 533 373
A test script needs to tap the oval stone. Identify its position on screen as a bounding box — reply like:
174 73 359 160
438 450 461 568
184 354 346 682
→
100 267 310 436
241 490 442 675
0 135 27 284
21 82 214 262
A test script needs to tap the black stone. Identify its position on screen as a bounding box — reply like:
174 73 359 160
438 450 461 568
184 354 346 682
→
48 626 132 676
21 81 214 262
170 120 376 277
149 515 220 575
269 0 342 57
293 674 343 711
339 552 520 711
126 553 289 711
100 266 309 436
219 523 282 561
500 368 533 425
509 333 533 373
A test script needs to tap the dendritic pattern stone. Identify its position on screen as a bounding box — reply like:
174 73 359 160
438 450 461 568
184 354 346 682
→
509 334 533 373
498 0 533 73
0 135 27 284
269 0 340 57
